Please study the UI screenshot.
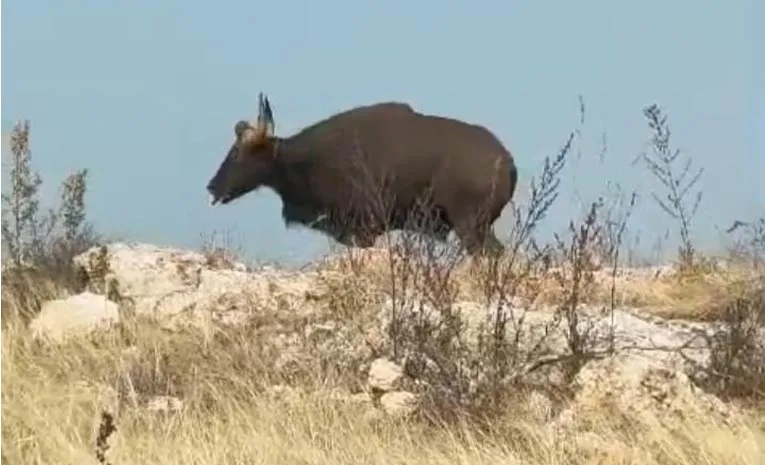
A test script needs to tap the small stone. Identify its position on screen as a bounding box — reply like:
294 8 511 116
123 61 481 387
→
368 358 404 392
348 392 373 404
380 391 418 417
146 396 183 413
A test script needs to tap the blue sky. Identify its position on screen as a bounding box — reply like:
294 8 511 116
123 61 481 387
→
2 0 761 265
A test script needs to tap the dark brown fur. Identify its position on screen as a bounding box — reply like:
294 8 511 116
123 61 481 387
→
206 100 518 255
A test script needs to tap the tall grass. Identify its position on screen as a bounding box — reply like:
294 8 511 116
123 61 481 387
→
2 314 764 465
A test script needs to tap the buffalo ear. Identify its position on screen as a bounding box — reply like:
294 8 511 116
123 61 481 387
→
234 120 260 148
234 92 276 150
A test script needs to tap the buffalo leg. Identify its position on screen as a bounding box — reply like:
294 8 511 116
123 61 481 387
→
482 229 505 255
404 208 451 243
451 207 504 257
456 225 503 256
338 216 381 248
432 225 450 242
350 231 379 248
331 229 378 248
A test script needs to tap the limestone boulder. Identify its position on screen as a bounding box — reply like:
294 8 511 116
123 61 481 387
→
30 291 119 342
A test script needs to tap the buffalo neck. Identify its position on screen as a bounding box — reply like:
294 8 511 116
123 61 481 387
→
263 134 317 205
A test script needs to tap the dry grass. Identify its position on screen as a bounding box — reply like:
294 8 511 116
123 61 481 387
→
316 246 762 322
606 265 762 320
2 309 764 465
1 267 74 325
507 261 764 321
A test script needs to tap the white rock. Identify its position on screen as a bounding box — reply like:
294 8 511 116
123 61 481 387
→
380 391 418 417
72 242 320 329
146 395 183 413
368 358 404 392
556 353 736 427
29 292 119 342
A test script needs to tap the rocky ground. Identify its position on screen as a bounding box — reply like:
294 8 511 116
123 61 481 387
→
28 243 763 416
5 241 765 464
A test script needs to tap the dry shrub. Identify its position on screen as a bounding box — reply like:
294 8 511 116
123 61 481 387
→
198 228 248 271
726 217 765 269
632 105 765 403
309 99 765 425
702 280 765 400
1 120 99 324
313 100 644 424
637 104 704 274
687 219 765 403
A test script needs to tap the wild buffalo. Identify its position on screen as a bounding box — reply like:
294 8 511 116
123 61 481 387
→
206 93 518 255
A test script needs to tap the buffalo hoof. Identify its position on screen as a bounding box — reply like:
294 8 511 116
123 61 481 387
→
334 232 377 248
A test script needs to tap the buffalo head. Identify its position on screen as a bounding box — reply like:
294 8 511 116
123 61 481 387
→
206 93 278 205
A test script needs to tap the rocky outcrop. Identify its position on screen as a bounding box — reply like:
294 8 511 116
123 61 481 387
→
556 352 738 427
25 242 761 422
68 242 323 330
